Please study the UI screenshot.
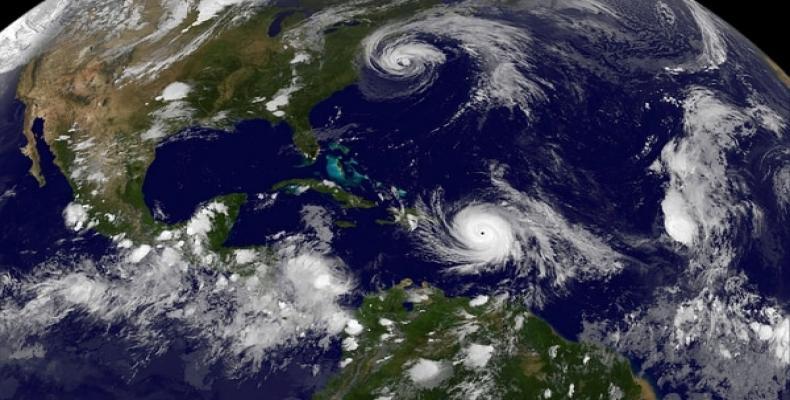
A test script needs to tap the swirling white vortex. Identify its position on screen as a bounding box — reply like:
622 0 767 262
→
439 203 523 268
360 12 546 113
415 173 624 301
363 35 446 99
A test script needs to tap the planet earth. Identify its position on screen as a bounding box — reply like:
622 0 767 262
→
0 0 788 399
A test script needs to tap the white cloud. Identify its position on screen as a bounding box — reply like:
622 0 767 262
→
416 167 624 301
661 188 697 245
128 244 152 263
2 201 355 377
63 202 90 231
342 337 358 351
655 88 784 268
684 0 727 70
158 81 192 101
0 0 69 74
345 319 364 336
360 11 546 114
407 358 450 388
463 343 494 369
469 295 489 307
193 0 260 26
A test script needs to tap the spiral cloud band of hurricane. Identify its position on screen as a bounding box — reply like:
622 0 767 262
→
361 31 446 99
360 11 547 114
415 168 624 301
416 201 523 270
0 0 788 398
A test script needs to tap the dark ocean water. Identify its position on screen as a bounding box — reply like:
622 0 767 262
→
0 114 342 398
0 101 110 271
3 6 788 397
142 119 306 224
136 43 682 395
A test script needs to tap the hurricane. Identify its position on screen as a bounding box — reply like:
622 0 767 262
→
359 12 547 114
2 0 789 398
361 32 446 99
416 169 625 299
417 201 523 271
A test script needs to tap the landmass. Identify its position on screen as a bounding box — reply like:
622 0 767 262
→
16 0 437 242
272 178 377 209
316 281 656 400
10 4 661 399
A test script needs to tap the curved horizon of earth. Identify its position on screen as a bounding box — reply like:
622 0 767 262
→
0 1 788 399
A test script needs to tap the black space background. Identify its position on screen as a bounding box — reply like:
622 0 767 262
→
0 1 787 71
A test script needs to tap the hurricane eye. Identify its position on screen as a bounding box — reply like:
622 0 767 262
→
415 204 521 269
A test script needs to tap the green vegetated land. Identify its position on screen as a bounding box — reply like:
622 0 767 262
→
204 193 248 253
272 178 377 209
18 0 439 245
316 280 656 400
